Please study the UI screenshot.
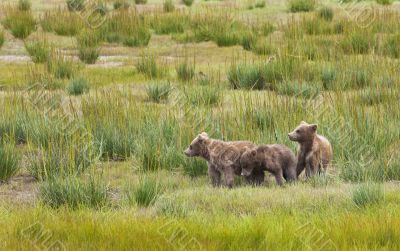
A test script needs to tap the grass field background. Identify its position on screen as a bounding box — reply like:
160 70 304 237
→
0 0 399 250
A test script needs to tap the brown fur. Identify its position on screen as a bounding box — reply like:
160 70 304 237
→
288 121 333 178
240 144 297 186
184 132 263 187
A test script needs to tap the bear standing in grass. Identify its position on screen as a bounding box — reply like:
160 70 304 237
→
184 132 264 188
240 144 297 186
288 121 333 178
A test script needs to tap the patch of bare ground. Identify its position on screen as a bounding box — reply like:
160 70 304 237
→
0 174 37 205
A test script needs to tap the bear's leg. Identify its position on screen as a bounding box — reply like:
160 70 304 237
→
272 169 284 186
305 154 317 178
224 167 235 188
284 165 297 183
208 163 221 187
253 169 265 185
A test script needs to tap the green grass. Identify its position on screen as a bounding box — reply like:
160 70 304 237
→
383 33 400 58
39 177 109 209
352 183 384 207
318 6 334 21
176 61 195 81
47 52 78 79
128 176 164 207
2 7 36 39
135 54 168 79
227 63 265 90
182 0 194 7
288 0 315 13
66 77 90 96
376 0 393 5
113 1 130 10
40 10 83 36
0 1 400 250
0 143 20 182
18 0 31 11
184 85 223 106
0 30 4 48
24 40 50 64
146 82 173 103
163 0 175 12
275 81 321 99
67 0 85 11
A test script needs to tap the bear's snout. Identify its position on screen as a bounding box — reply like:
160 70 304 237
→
184 149 192 157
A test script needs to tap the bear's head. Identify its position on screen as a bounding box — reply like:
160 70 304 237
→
288 121 317 143
240 148 261 176
184 132 210 158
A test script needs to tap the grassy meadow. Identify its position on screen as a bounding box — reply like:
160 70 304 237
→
0 0 400 250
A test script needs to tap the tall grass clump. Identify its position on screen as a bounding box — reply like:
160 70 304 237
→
275 81 321 99
93 122 136 161
376 0 393 5
321 66 337 90
318 6 334 21
150 13 188 35
135 54 167 79
213 32 240 47
352 183 384 207
227 64 265 90
18 0 31 11
182 0 194 7
0 144 20 182
123 26 151 47
66 77 90 96
258 22 275 36
341 32 374 54
113 0 130 10
176 61 195 81
163 0 175 12
135 0 148 4
240 32 257 51
255 1 266 8
183 158 207 178
0 30 4 48
129 176 164 207
100 10 150 44
251 41 275 55
47 52 78 79
346 66 371 89
39 177 109 209
24 40 50 63
28 139 95 180
77 30 101 64
2 7 36 39
40 10 83 36
184 86 223 106
67 0 85 11
383 33 400 58
288 0 315 13
146 82 173 103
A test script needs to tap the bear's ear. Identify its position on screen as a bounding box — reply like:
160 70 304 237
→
310 124 318 131
251 149 257 156
200 132 208 137
198 132 208 141
300 121 307 125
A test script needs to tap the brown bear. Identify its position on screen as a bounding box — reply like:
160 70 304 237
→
184 132 264 187
240 144 297 186
288 121 333 178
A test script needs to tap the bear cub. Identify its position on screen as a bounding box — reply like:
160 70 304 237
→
184 132 264 188
240 144 297 186
288 121 333 178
